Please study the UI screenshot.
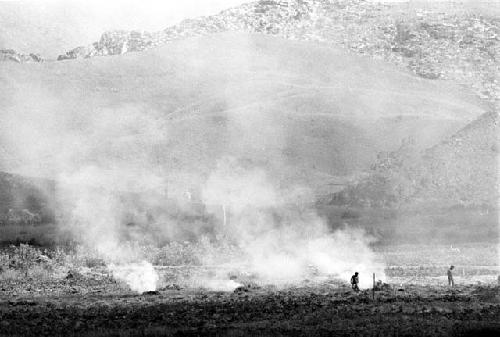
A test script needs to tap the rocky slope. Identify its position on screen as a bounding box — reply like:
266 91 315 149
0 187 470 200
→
54 0 499 107
324 111 499 208
0 49 43 63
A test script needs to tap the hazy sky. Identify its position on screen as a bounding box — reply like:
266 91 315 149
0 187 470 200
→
0 0 249 57
1 0 249 30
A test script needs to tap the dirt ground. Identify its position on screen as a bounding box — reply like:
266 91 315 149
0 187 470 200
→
1 272 499 337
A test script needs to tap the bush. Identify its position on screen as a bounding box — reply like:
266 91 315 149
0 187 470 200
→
394 21 412 45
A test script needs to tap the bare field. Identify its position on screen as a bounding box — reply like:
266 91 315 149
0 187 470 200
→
0 277 498 337
0 244 499 337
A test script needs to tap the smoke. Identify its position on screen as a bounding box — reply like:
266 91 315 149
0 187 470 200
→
1 94 385 291
109 261 158 293
0 36 385 293
52 107 171 292
0 89 168 291
201 157 384 288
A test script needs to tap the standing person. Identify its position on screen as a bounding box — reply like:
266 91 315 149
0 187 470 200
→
351 272 360 292
447 265 455 287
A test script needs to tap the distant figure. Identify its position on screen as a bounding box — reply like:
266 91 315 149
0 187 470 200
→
447 265 455 287
351 272 360 292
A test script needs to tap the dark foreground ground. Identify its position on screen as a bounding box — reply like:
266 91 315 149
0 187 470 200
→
1 278 499 337
0 242 498 336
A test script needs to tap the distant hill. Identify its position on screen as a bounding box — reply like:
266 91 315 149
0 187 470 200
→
0 33 485 196
48 0 498 107
413 111 498 207
2 0 496 110
323 111 499 208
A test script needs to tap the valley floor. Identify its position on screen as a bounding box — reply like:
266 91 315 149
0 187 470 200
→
0 242 498 336
0 273 499 336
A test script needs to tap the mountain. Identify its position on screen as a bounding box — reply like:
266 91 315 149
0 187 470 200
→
51 0 499 108
324 110 499 208
3 0 497 108
0 1 496 245
0 32 486 196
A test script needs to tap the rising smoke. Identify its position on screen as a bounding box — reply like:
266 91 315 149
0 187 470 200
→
1 42 385 293
201 156 384 288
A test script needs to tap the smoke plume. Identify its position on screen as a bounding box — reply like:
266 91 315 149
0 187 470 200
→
201 156 384 288
0 39 385 292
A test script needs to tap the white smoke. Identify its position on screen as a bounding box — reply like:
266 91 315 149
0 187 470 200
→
39 106 167 292
198 279 243 292
0 101 166 292
201 157 385 288
0 36 386 293
109 261 159 293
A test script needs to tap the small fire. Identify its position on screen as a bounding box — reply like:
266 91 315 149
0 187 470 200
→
109 261 159 293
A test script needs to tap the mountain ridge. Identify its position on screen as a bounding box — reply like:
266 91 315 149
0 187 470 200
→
2 0 497 108
50 0 499 108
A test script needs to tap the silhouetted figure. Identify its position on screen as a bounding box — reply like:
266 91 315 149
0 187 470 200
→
351 272 360 292
447 265 455 287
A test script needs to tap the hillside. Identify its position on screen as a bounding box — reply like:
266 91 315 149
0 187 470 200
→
48 0 498 108
324 110 499 208
414 111 498 207
4 1 496 109
0 2 496 247
0 33 486 196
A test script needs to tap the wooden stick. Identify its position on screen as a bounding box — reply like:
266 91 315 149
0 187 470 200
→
372 273 375 301
222 204 227 227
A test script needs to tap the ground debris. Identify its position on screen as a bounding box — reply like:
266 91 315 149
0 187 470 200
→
160 283 182 291
142 290 159 295
0 282 499 336
374 280 392 291
234 282 261 294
